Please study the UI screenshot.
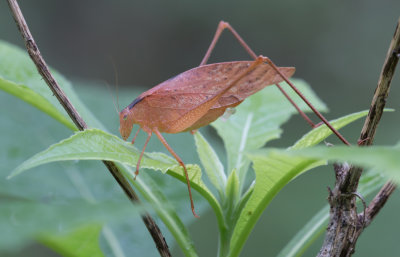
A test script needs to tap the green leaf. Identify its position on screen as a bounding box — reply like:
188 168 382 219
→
227 110 369 257
276 170 386 257
120 164 199 257
9 129 177 178
9 128 221 239
225 170 239 203
212 79 327 190
0 198 141 252
291 110 394 149
0 40 102 130
278 206 329 257
6 127 201 256
39 224 105 257
274 143 400 184
165 164 222 223
224 170 240 217
9 128 219 210
194 132 226 198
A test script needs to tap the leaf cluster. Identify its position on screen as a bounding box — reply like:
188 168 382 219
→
1 40 397 257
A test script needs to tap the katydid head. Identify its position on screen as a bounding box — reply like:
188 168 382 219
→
119 108 134 141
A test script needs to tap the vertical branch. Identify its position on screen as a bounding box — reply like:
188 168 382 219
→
317 17 400 257
6 1 171 256
358 18 400 146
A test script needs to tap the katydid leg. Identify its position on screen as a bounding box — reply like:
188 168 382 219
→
265 58 351 145
201 21 351 145
200 21 257 65
200 21 316 127
154 128 199 218
131 127 141 145
135 132 152 178
275 82 315 128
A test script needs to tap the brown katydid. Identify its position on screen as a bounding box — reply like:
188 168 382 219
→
119 21 350 218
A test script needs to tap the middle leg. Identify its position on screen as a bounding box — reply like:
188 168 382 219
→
153 128 199 218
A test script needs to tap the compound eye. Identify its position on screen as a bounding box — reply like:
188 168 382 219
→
123 115 128 121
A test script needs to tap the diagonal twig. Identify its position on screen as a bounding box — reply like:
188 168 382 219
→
363 181 396 227
317 17 400 257
6 0 171 256
358 17 400 227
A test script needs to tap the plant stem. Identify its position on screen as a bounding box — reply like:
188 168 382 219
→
6 1 171 256
317 17 400 257
218 228 230 257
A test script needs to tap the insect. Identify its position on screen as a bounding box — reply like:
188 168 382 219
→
119 21 350 217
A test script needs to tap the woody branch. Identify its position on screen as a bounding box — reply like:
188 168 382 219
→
317 17 400 257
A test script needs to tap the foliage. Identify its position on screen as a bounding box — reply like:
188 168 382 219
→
0 39 396 257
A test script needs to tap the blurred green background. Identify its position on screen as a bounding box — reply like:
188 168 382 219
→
1 0 400 256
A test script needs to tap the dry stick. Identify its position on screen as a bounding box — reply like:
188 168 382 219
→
6 1 171 256
359 17 400 227
363 182 396 227
317 17 400 257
